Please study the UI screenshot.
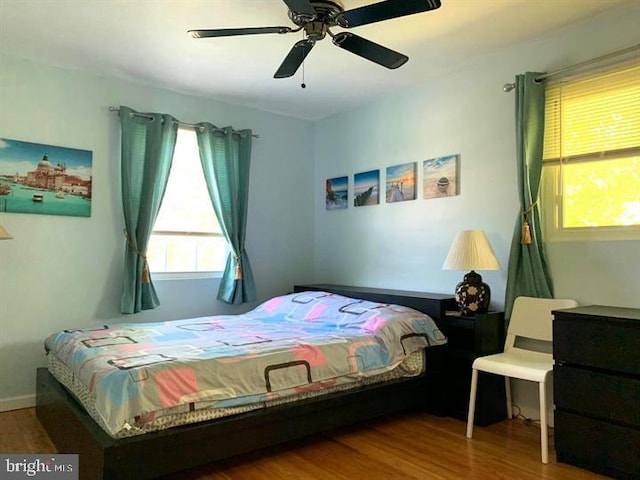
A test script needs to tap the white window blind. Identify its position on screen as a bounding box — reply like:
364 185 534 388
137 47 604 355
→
541 61 640 240
543 63 640 162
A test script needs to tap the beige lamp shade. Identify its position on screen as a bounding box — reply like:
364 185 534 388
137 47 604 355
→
0 225 12 240
443 230 500 315
442 230 501 271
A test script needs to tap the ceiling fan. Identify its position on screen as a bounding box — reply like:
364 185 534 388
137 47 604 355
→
188 0 441 79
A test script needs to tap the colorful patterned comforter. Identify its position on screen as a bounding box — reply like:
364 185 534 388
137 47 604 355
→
44 291 446 437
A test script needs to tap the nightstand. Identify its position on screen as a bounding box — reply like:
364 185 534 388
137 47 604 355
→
442 310 507 426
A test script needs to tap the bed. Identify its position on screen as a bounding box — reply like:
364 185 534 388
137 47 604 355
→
36 284 456 479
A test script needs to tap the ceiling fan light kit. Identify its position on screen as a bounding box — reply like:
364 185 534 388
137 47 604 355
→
188 0 441 79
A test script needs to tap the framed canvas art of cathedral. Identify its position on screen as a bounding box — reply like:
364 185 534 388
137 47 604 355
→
0 138 92 217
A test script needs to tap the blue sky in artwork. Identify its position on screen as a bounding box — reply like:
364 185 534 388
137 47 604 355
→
355 169 379 188
387 162 416 181
0 138 92 179
424 155 457 170
329 176 347 191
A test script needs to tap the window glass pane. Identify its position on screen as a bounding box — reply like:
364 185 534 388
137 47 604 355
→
154 129 220 234
147 128 227 273
195 236 228 271
148 235 227 272
166 236 196 272
562 156 640 228
542 62 640 241
146 235 167 272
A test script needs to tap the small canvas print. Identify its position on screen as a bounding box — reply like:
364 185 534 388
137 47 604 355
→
386 162 416 203
0 138 92 217
354 169 379 207
423 154 459 199
325 176 348 210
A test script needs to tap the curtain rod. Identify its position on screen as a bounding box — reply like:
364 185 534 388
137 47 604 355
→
108 107 260 138
503 43 640 92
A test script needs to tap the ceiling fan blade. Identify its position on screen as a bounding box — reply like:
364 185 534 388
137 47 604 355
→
333 32 407 69
274 39 315 78
337 0 441 28
282 0 316 16
188 26 292 38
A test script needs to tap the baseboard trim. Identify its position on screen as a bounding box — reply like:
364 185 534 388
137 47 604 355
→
0 394 36 412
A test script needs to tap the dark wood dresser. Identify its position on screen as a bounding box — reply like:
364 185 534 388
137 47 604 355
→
553 305 640 479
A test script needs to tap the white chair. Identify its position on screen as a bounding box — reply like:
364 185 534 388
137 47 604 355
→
465 296 578 463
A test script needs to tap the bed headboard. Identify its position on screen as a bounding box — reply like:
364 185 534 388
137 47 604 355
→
293 284 456 328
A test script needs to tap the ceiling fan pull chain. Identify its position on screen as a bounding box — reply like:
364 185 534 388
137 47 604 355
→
301 61 306 89
301 30 307 89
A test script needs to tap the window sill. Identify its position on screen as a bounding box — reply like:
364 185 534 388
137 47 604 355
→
151 271 223 281
544 226 640 242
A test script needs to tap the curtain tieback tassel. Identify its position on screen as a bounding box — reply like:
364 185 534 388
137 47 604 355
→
521 220 532 245
520 201 537 245
142 263 151 283
124 229 151 284
234 255 243 280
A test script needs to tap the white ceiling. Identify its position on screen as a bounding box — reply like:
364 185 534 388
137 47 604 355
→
0 0 634 120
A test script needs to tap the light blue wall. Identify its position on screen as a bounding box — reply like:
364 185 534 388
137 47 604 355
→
0 55 315 404
313 65 515 303
312 3 640 421
1 3 638 414
313 3 640 310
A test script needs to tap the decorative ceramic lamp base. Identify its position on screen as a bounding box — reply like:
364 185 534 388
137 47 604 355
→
454 270 491 316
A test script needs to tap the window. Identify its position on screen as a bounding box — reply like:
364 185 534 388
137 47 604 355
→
146 128 227 276
541 62 640 241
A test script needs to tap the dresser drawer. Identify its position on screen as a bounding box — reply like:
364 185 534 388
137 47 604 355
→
555 410 640 479
553 316 640 375
555 365 640 426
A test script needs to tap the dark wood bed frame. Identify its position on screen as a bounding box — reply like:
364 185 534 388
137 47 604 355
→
36 284 456 479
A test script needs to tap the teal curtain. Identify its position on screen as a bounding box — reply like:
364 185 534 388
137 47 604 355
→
119 106 178 313
196 124 257 304
504 73 554 318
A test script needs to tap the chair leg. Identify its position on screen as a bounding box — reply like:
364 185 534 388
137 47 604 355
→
466 368 479 438
505 377 512 419
539 381 549 464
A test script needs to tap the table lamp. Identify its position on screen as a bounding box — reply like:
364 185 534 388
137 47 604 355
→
442 230 501 315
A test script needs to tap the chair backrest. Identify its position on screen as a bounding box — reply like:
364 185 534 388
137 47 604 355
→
504 296 578 352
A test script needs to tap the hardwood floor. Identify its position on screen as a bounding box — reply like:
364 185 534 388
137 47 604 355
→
1 408 608 479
